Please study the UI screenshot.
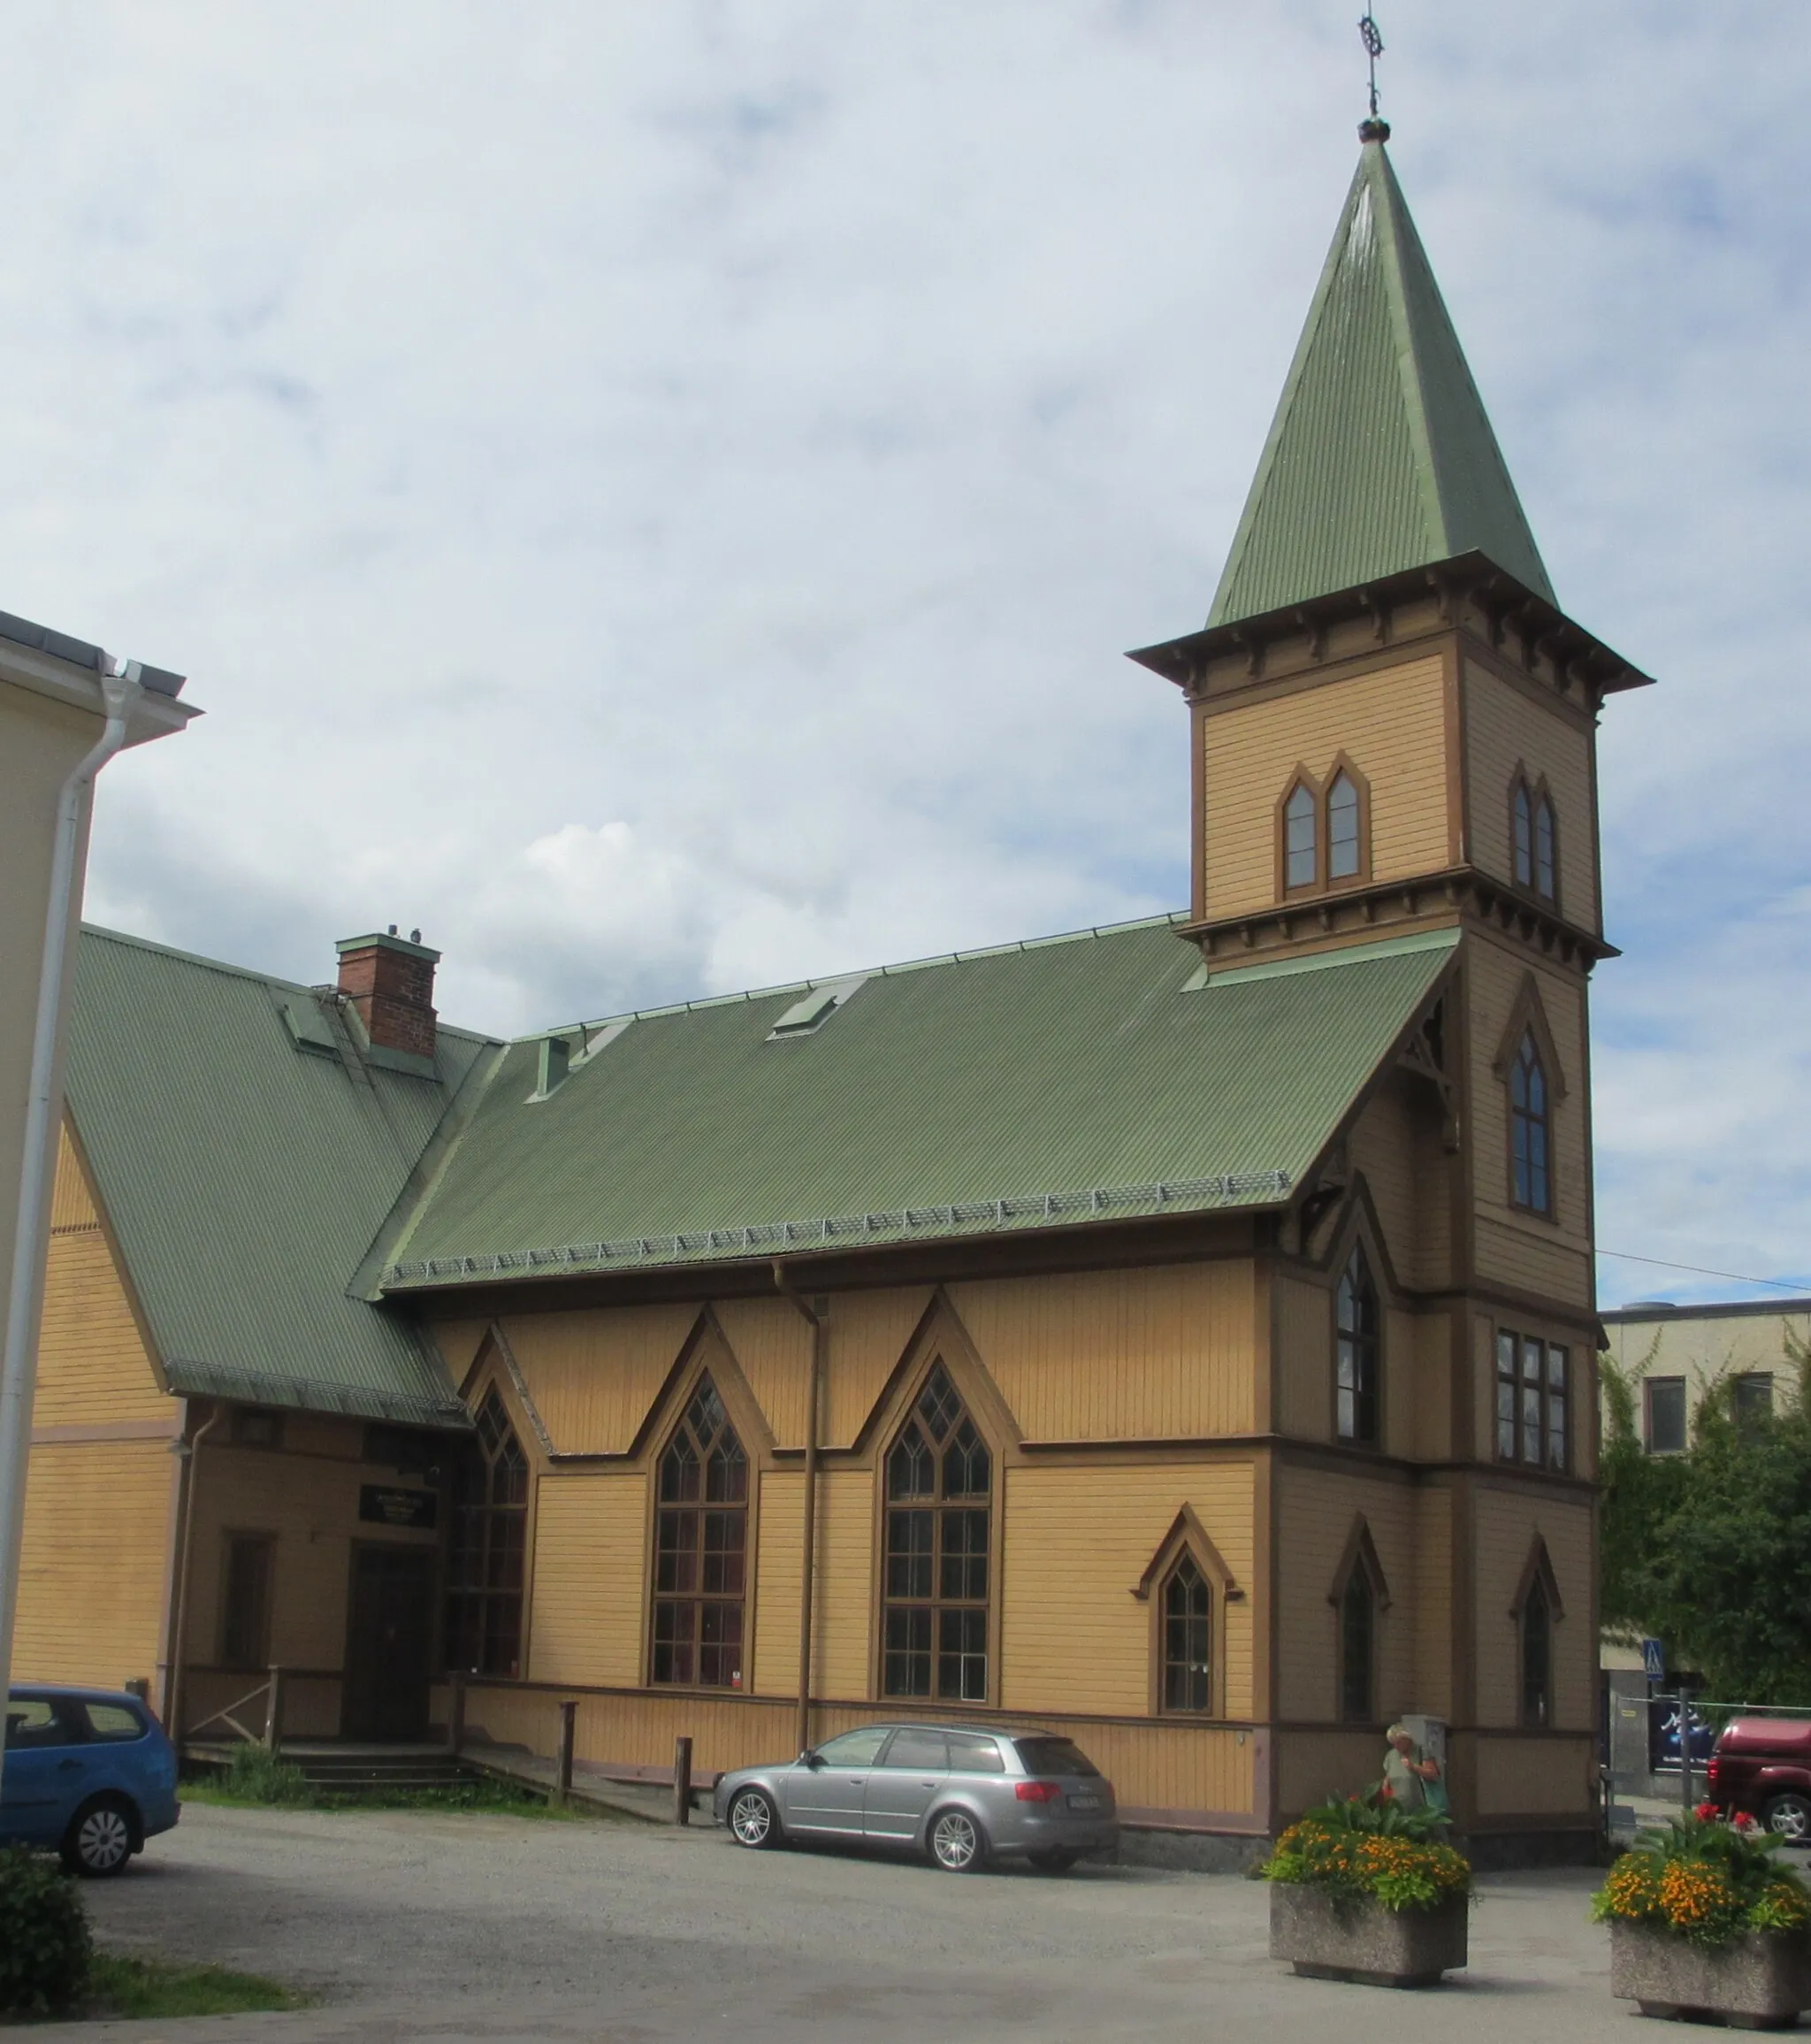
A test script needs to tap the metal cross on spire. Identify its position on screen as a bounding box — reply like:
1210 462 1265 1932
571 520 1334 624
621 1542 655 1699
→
1357 12 1391 142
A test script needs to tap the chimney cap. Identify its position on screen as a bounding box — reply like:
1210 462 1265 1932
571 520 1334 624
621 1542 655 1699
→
336 930 442 965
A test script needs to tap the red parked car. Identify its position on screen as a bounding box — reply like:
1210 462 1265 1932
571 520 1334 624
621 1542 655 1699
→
1708 1719 1811 1841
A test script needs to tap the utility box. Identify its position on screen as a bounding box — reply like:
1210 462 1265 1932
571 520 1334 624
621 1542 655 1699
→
1401 1714 1448 1772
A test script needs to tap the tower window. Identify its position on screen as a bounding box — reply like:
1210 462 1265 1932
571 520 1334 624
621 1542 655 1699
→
1509 1030 1552 1215
651 1374 747 1689
1326 771 1361 880
1520 1573 1552 1727
1534 795 1557 901
1494 1331 1568 1469
1512 781 1532 888
1511 774 1559 904
883 1362 992 1703
1339 1566 1374 1723
1335 1243 1379 1445
1159 1554 1211 1713
1284 782 1318 892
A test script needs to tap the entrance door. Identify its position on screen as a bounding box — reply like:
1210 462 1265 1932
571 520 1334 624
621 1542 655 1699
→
343 1545 432 1741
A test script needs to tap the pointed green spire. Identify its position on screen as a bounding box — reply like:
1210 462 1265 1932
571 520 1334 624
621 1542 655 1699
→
1208 140 1554 628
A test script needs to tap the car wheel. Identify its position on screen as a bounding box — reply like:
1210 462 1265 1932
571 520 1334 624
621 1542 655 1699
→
928 1807 988 1873
1765 1794 1811 1844
62 1795 138 1878
727 1787 781 1849
1028 1848 1080 1873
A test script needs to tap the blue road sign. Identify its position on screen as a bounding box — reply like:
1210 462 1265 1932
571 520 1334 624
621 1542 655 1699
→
1643 1637 1667 1683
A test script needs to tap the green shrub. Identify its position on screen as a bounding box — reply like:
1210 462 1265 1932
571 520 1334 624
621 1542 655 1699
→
220 1743 315 1805
0 1847 92 2014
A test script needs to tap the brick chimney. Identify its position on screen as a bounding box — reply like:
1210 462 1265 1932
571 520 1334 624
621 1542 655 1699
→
334 926 439 1060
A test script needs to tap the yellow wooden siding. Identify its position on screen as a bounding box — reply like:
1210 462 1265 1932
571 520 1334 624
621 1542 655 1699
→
1411 1483 1455 1718
525 1470 648 1688
1463 657 1599 930
1274 1275 1331 1443
811 1470 875 1698
1274 1466 1417 1725
1471 1485 1594 1732
1473 1734 1596 1816
501 1305 697 1453
753 1469 802 1697
1202 655 1449 918
13 1441 172 1689
950 1264 1256 1441
824 1288 933 1446
430 1318 493 1389
1465 935 1592 1304
714 1299 810 1447
999 1463 1255 1719
34 1141 167 1427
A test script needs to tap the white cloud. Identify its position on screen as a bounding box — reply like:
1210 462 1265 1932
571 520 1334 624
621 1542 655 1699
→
13 0 1811 1306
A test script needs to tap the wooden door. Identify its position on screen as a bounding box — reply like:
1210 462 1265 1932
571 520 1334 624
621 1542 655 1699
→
342 1545 432 1742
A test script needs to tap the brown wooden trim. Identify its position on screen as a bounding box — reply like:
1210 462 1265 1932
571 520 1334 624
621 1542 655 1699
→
1190 700 1207 922
1116 1807 1269 1835
1445 635 1467 869
479 1323 556 1458
29 1416 180 1444
182 1664 345 1682
1456 629 1602 739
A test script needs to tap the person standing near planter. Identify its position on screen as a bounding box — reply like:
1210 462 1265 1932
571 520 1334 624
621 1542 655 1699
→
1382 1724 1440 1811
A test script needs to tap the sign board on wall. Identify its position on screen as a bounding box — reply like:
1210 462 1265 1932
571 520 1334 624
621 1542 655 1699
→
358 1484 438 1530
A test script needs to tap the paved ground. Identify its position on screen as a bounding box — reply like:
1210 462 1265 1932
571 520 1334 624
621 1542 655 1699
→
66 1803 1638 2042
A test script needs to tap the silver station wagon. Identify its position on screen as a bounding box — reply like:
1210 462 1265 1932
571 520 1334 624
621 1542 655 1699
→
713 1722 1118 1872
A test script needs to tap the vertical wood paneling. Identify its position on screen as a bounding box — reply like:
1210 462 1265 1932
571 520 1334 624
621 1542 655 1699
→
501 1305 697 1453
753 1470 802 1698
714 1299 810 1447
823 1289 934 1445
527 1471 647 1688
811 1469 874 1698
14 1442 172 1689
950 1264 1256 1441
999 1464 1255 1719
1462 656 1599 932
1274 1466 1416 1724
1203 655 1449 918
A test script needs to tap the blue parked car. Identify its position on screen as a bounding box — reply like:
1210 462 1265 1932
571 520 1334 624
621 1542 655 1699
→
2 1686 180 1874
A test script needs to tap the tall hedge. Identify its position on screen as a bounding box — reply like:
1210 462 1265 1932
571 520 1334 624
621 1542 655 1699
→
0 1848 92 2014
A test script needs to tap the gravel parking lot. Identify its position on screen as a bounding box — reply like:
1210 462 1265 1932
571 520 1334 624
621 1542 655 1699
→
66 1803 1631 2042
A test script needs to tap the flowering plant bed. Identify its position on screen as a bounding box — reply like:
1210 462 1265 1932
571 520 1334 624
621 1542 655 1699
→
1260 1797 1470 1987
1594 1808 1811 2026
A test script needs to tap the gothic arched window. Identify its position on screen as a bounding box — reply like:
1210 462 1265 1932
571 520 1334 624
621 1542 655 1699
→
1326 770 1361 881
1159 1554 1212 1713
1335 1244 1379 1445
445 1386 529 1677
1512 779 1533 888
883 1363 991 1703
651 1374 747 1688
1339 1566 1374 1724
1509 1030 1552 1215
1520 1573 1553 1728
1283 781 1318 892
1533 794 1557 902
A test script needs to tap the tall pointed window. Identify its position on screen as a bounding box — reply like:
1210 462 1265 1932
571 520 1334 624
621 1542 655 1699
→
1512 780 1533 888
1326 770 1361 881
883 1363 991 1703
1160 1555 1211 1713
1534 794 1557 901
1520 1573 1552 1727
651 1375 747 1688
1509 1030 1552 1215
1283 782 1318 892
1512 775 1559 904
1335 1244 1379 1445
1339 1566 1374 1723
445 1388 529 1677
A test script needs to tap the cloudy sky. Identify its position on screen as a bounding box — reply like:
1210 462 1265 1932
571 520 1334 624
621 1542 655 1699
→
8 3 1808 1308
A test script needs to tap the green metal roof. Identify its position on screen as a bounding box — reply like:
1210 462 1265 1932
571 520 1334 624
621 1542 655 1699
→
1208 140 1553 629
382 921 1457 1290
63 927 500 1426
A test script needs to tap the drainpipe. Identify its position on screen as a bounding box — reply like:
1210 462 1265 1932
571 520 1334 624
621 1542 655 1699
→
773 1265 825 1759
0 664 139 1794
164 1401 225 1742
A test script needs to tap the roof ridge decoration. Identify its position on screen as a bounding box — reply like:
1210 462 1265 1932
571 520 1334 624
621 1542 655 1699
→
1208 138 1554 630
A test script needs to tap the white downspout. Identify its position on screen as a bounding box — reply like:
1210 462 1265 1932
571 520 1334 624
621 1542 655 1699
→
0 662 139 1788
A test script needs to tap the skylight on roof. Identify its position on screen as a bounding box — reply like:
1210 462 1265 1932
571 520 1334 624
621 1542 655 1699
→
768 976 867 1041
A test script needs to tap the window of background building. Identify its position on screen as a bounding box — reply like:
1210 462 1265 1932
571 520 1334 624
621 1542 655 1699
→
1644 1376 1687 1454
231 1407 284 1451
883 1363 992 1703
1734 1373 1775 1435
218 1534 274 1670
1496 1332 1567 1469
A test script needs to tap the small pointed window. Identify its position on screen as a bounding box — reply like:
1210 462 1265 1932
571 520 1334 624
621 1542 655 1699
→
1339 1567 1374 1724
1284 782 1318 892
1326 771 1361 881
1335 1244 1379 1445
1533 795 1557 902
1512 780 1533 888
1160 1554 1211 1713
1509 1031 1552 1215
1520 1573 1552 1728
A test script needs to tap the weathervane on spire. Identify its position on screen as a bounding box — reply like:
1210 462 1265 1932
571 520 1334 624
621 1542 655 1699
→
1357 12 1391 143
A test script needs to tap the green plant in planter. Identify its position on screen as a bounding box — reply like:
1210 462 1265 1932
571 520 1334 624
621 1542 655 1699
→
1259 1795 1471 1914
0 1847 93 2015
1593 1808 1811 1949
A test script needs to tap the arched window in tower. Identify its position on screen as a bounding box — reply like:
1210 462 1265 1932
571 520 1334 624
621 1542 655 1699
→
1160 1553 1212 1713
1520 1572 1553 1727
1335 1244 1379 1445
1533 793 1557 902
1509 1031 1552 1215
883 1362 991 1703
1512 778 1533 888
1283 781 1318 892
651 1374 747 1688
445 1386 529 1677
1339 1566 1374 1723
1326 770 1361 881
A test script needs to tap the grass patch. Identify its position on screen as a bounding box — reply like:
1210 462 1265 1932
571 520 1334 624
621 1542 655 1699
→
83 1953 312 2020
180 1771 592 1819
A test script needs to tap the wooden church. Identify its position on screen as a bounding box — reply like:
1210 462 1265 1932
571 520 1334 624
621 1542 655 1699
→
15 125 1647 1862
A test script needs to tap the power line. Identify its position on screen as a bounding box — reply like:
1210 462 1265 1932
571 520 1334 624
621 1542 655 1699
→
1597 1249 1811 1296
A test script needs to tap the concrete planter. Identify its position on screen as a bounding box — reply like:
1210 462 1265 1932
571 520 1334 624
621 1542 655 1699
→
1610 1922 1811 2030
1269 1885 1467 1987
